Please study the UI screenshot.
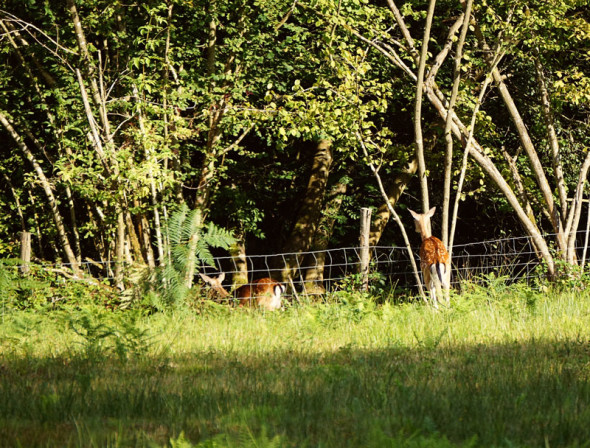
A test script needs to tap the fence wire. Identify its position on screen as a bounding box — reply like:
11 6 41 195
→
195 230 590 296
5 230 590 298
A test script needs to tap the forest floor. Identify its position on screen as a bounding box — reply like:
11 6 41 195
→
1 283 590 447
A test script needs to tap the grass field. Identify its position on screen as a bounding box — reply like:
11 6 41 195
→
1 282 590 447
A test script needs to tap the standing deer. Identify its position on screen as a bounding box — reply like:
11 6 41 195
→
199 273 286 311
409 207 450 307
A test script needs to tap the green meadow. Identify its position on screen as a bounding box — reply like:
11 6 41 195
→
1 284 590 447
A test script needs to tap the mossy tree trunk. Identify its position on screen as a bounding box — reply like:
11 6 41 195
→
281 139 333 282
303 172 349 293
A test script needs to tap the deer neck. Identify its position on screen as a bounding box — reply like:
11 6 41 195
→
419 226 431 241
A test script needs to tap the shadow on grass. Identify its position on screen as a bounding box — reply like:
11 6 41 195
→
1 337 590 447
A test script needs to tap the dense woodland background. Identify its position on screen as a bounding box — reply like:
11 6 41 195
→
1 0 589 293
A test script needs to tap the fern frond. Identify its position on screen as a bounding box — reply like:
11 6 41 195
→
202 222 235 249
181 208 204 244
166 203 189 247
136 204 236 309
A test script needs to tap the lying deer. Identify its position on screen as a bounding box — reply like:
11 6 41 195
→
199 272 286 311
409 207 450 307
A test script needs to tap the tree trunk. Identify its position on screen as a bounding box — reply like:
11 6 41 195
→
125 210 146 264
67 0 111 135
351 3 557 276
70 1 136 285
413 0 437 213
492 69 566 254
28 191 45 260
369 156 418 245
19 231 31 277
357 132 426 301
281 139 333 281
304 173 349 293
131 85 161 268
138 211 156 268
0 23 86 264
230 237 248 288
565 155 590 263
193 2 242 214
501 147 541 230
0 111 82 277
65 185 82 263
425 85 556 277
442 1 472 246
114 211 126 289
2 172 26 232
359 207 372 291
448 63 499 254
468 18 567 255
534 53 568 217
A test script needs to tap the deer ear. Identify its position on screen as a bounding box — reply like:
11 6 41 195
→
199 273 212 283
218 272 225 282
427 206 436 217
408 209 419 220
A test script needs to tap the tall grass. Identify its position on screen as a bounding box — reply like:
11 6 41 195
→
1 283 590 447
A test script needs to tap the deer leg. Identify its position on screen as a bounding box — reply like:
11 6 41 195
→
430 264 444 308
423 266 438 309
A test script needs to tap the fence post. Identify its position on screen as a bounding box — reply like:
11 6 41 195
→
359 207 372 291
19 231 31 276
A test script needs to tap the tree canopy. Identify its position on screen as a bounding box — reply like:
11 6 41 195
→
1 0 589 288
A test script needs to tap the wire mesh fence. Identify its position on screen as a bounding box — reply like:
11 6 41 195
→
4 230 590 299
197 230 590 297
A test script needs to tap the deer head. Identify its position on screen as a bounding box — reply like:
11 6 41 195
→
409 207 436 240
199 272 230 299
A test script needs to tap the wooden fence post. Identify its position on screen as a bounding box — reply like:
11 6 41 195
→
359 207 372 291
19 231 31 276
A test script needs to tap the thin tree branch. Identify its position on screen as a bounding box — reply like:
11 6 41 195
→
534 50 568 217
275 0 299 31
441 1 472 247
218 124 255 158
356 132 426 302
385 0 417 57
342 25 416 81
413 0 437 213
448 50 504 255
425 84 555 277
426 14 464 84
565 151 590 262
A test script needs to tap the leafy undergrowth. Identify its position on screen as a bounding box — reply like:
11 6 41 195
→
1 284 590 447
